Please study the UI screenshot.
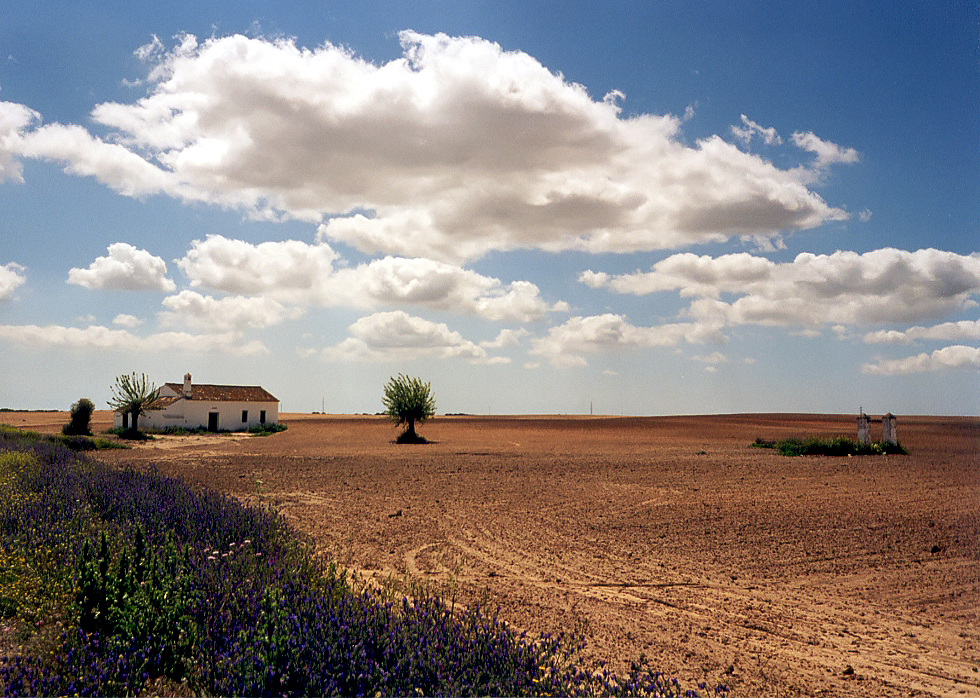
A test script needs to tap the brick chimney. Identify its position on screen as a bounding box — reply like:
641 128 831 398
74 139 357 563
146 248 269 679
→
183 373 192 398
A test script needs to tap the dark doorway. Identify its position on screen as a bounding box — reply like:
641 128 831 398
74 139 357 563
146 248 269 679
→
208 412 219 432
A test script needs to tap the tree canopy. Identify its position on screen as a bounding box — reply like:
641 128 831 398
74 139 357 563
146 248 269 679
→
107 373 160 437
382 374 435 443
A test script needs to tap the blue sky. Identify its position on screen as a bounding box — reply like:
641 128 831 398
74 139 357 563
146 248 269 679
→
1 1 977 415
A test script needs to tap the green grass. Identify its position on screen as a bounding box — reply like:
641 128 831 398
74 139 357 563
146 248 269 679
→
752 435 908 456
104 423 288 437
246 422 287 435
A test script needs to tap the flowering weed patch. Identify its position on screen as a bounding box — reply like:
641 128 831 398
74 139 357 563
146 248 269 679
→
0 430 725 696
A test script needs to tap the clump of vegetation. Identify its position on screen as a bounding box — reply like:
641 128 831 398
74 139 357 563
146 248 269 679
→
382 374 436 444
0 424 127 451
102 426 153 439
246 422 287 436
753 435 908 456
61 398 95 436
0 428 725 697
149 426 207 435
106 423 287 437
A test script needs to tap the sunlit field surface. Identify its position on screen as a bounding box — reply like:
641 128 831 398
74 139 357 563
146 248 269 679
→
11 410 980 696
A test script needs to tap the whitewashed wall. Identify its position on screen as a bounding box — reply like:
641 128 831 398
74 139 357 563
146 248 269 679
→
113 400 279 431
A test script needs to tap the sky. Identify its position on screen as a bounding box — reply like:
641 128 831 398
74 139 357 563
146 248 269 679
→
0 1 978 416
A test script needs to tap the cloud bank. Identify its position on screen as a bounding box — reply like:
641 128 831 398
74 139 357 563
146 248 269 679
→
0 323 267 356
529 313 724 367
584 248 980 328
3 32 855 262
863 345 980 375
2 32 973 383
176 235 565 322
863 319 980 344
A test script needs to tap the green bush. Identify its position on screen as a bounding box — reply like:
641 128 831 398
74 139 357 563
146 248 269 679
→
753 436 908 456
62 398 95 436
246 422 287 435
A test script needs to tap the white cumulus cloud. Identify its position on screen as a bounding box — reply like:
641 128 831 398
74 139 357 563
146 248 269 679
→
863 319 980 344
320 310 505 364
178 235 565 321
582 251 774 297
6 32 853 261
586 248 980 328
112 314 143 328
159 290 304 331
68 243 176 291
529 313 725 367
480 328 529 349
791 131 860 168
789 131 861 184
14 123 183 198
328 257 565 321
0 100 40 182
862 345 980 375
0 262 26 300
177 235 339 297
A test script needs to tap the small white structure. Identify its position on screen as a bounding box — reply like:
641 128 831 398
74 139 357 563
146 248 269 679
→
856 411 898 446
856 412 870 445
113 373 279 432
882 413 897 445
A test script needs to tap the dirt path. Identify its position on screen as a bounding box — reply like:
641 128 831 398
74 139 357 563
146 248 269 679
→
72 412 980 696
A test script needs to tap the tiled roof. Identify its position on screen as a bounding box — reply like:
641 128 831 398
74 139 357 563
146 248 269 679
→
162 383 279 403
148 395 181 409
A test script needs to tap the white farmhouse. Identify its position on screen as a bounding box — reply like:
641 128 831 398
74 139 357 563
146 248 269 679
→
113 373 279 432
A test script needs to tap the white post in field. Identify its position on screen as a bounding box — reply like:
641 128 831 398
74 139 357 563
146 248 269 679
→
857 412 870 445
882 413 897 446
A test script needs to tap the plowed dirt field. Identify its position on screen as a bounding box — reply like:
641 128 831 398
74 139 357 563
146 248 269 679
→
18 411 978 696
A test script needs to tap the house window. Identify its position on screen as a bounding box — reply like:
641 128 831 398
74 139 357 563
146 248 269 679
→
242 410 248 423
260 410 266 424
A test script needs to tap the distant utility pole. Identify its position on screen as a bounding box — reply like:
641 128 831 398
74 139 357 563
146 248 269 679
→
590 401 593 415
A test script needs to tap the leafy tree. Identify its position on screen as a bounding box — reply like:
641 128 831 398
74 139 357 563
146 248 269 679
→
382 374 435 443
63 397 95 436
108 373 160 437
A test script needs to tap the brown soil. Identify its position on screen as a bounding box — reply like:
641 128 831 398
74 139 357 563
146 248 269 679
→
12 411 979 696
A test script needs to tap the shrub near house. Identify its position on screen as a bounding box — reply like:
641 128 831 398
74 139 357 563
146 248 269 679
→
112 373 279 432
